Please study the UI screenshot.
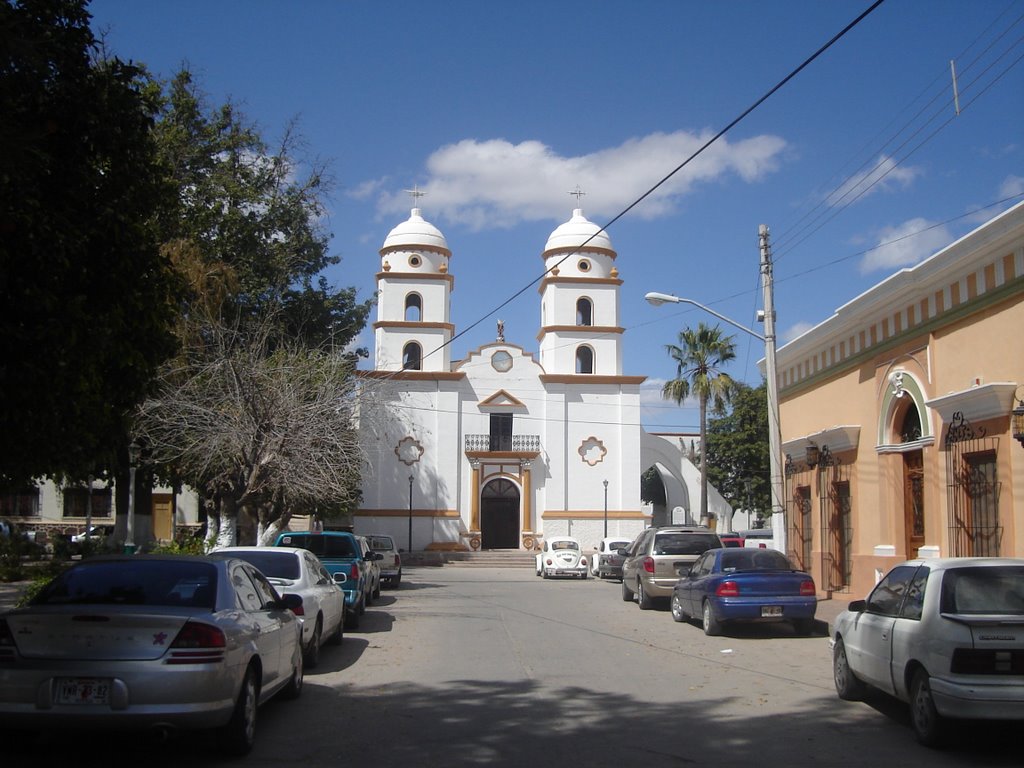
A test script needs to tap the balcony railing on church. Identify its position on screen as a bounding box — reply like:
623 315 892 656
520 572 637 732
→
465 434 541 454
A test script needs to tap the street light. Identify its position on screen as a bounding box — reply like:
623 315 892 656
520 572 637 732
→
407 474 414 553
644 229 786 556
603 479 609 537
126 439 142 554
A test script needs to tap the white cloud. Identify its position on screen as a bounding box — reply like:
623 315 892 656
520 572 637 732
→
370 130 787 229
859 218 953 274
640 377 699 409
782 321 815 344
999 174 1024 199
825 155 922 208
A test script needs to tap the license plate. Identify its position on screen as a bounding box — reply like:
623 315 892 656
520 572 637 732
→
761 606 783 618
56 677 111 705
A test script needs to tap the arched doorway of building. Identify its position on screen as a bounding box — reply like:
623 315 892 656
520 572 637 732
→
481 478 520 549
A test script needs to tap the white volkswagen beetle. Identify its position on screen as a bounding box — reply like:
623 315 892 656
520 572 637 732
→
535 536 589 579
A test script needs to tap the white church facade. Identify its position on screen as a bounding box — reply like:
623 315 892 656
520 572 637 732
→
354 205 730 551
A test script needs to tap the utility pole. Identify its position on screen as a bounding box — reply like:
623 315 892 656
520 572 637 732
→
759 225 787 556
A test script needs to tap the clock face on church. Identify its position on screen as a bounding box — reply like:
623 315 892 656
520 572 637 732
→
491 350 513 372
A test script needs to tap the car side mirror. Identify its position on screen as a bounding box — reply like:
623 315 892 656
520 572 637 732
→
333 572 348 584
276 593 303 612
848 598 866 613
616 548 628 557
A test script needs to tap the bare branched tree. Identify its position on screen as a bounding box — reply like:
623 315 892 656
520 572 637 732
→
136 313 365 548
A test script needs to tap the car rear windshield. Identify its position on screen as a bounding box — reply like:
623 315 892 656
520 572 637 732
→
367 536 395 551
721 549 792 572
278 533 356 558
551 540 580 551
31 560 219 609
653 533 720 555
940 566 1024 615
609 541 630 550
230 551 300 580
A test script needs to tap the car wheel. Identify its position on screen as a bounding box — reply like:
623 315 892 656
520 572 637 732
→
701 600 722 636
671 593 689 622
621 578 634 602
581 570 588 579
393 569 402 587
218 666 258 757
281 647 304 700
358 592 367 615
910 669 946 747
365 583 374 607
372 579 381 600
304 619 322 668
833 637 866 701
328 609 345 646
637 579 653 610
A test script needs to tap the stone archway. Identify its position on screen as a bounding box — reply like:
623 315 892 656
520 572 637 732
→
480 478 520 549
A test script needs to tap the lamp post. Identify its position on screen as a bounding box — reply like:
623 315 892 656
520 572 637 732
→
126 439 142 554
603 479 609 537
645 228 786 555
85 474 94 542
408 474 414 553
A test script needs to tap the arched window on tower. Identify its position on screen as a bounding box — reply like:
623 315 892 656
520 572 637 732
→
575 345 594 374
402 342 422 371
405 293 422 322
576 297 593 326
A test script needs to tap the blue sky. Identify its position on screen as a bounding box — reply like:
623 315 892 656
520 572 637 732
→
89 0 1024 431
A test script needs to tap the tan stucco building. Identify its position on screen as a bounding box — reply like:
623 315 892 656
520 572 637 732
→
776 201 1024 598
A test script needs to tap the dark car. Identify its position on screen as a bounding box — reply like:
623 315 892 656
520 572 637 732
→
671 547 817 636
274 531 380 629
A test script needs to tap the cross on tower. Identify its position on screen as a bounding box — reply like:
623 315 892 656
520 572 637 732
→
404 185 427 203
568 185 586 203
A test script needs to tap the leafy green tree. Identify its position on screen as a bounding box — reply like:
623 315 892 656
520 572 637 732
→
705 382 771 527
136 71 373 544
640 465 667 507
0 0 179 486
661 322 737 525
151 70 372 352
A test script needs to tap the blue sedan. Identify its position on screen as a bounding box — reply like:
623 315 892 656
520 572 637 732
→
671 547 817 636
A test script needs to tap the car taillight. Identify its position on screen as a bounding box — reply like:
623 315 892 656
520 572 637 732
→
290 602 305 616
642 557 655 573
799 580 816 596
545 558 553 566
167 621 226 665
349 563 360 579
716 581 740 597
580 557 587 566
395 553 401 567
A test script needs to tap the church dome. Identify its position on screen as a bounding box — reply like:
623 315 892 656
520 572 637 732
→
544 209 613 254
382 208 449 252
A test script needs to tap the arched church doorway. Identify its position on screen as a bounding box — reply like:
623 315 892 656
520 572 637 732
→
481 478 520 549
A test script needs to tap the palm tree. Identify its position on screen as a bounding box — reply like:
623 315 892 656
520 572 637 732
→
661 322 737 526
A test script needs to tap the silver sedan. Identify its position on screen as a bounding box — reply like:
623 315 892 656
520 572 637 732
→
214 546 347 668
0 554 304 756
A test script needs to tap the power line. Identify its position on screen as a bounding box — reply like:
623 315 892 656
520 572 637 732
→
402 0 887 372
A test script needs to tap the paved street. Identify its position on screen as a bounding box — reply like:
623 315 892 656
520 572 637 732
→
5 566 1018 766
